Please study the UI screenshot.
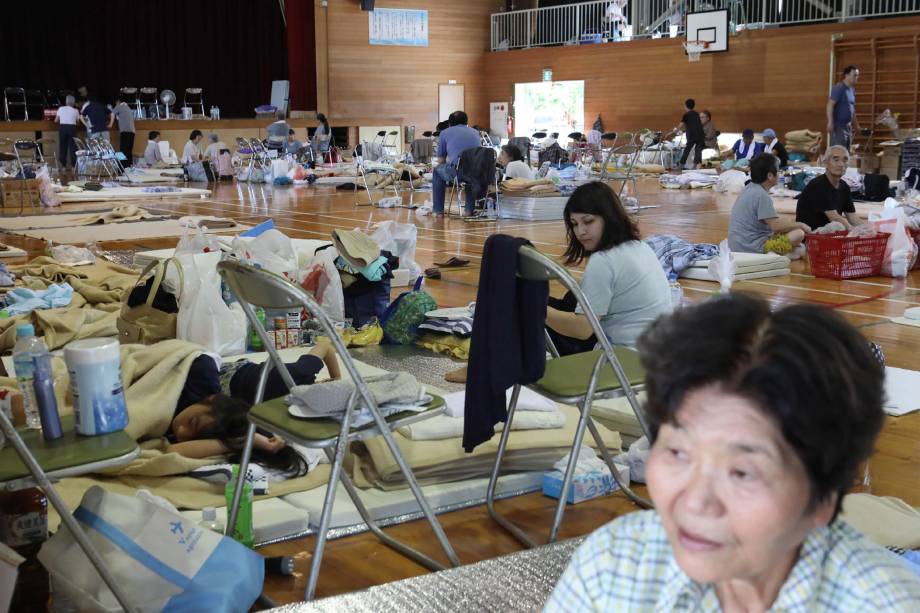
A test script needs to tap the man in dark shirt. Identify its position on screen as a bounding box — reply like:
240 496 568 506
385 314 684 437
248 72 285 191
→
80 96 111 142
795 145 863 231
677 98 706 169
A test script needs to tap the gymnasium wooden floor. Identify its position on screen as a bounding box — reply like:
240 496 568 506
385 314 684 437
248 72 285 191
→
4 177 918 605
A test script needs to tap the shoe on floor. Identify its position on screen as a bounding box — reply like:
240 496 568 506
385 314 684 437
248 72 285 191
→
435 256 470 268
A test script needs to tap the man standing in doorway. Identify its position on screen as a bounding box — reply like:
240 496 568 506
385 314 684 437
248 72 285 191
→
677 98 705 169
827 65 859 150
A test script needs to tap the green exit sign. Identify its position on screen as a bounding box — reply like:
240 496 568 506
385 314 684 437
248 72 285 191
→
542 69 552 82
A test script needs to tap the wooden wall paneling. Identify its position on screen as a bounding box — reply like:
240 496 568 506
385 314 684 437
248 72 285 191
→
835 33 920 152
482 16 920 140
325 0 496 133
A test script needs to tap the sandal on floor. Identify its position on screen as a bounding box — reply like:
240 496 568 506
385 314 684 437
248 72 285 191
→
424 267 442 279
434 256 470 268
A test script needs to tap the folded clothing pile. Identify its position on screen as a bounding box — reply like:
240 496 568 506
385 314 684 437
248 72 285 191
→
414 304 474 360
785 129 822 155
286 371 430 427
398 386 564 441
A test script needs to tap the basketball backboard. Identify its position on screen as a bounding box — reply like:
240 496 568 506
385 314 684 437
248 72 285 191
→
685 9 729 53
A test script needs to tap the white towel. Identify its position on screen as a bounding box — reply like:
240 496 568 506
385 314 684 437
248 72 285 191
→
398 409 567 441
443 386 558 418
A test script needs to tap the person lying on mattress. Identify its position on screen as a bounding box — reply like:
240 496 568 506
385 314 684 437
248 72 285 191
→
165 339 341 470
545 294 920 612
545 181 672 356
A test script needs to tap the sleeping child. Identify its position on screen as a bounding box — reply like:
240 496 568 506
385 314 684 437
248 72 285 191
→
165 339 341 473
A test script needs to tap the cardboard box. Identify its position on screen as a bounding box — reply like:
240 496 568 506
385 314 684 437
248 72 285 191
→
286 329 301 347
0 179 41 209
274 330 289 350
543 463 630 504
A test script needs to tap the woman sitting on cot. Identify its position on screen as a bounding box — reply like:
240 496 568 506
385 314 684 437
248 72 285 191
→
546 181 672 356
165 339 341 472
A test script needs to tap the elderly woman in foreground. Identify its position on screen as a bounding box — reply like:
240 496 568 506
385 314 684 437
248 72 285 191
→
546 293 920 612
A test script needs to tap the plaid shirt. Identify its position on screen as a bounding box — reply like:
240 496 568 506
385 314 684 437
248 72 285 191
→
545 510 920 612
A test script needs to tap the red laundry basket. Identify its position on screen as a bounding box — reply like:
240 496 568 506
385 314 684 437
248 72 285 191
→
806 231 890 280
911 228 920 271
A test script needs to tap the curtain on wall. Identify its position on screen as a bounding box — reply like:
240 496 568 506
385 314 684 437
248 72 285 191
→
1 0 289 118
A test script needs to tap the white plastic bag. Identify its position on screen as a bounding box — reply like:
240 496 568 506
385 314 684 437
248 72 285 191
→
231 229 298 280
36 165 61 207
176 251 247 355
38 486 263 613
707 239 736 293
175 224 221 255
304 247 345 322
715 169 748 194
370 220 421 281
870 207 918 278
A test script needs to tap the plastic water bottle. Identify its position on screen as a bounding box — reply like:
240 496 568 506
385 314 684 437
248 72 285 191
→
668 272 684 309
485 197 497 219
12 324 50 429
198 506 225 534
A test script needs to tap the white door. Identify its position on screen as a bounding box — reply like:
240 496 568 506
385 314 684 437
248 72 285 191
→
438 84 465 123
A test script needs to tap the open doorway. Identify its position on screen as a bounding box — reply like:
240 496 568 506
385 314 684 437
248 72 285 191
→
513 80 585 148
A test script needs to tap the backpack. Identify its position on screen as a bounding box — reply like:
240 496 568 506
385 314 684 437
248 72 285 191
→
381 277 436 345
863 173 890 201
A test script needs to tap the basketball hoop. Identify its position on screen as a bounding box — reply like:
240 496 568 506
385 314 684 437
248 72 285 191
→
683 40 708 62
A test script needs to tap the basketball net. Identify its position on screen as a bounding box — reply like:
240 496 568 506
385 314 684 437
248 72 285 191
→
683 40 708 62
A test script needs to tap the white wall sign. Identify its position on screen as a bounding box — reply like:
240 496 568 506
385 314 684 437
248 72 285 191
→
369 9 429 47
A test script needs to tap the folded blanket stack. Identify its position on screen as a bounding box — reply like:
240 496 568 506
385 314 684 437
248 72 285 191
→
501 177 559 197
785 129 823 155
398 387 564 441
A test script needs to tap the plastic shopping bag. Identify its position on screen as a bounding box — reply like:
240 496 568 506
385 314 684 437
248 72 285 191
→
870 207 918 278
176 251 247 355
302 247 345 322
370 220 421 281
231 229 298 280
38 486 263 613
176 224 222 256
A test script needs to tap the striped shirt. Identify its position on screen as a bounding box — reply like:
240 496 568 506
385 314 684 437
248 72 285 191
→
544 510 920 612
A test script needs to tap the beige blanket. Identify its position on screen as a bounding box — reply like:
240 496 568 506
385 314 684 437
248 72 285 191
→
351 404 622 490
0 339 203 441
841 493 920 548
0 257 139 352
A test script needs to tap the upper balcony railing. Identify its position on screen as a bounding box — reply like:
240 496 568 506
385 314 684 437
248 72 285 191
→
491 0 920 51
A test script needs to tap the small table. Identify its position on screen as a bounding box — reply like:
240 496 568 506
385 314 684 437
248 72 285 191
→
0 412 140 611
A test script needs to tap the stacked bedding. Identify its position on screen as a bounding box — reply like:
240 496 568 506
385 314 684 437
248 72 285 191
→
679 251 791 282
498 195 567 221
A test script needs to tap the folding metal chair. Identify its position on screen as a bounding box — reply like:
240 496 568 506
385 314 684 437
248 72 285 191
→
0 414 139 612
447 147 499 219
217 260 460 601
486 244 653 548
183 87 205 117
382 130 399 157
119 87 141 117
25 90 47 121
4 87 27 121
139 87 159 119
598 131 653 211
354 159 401 207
